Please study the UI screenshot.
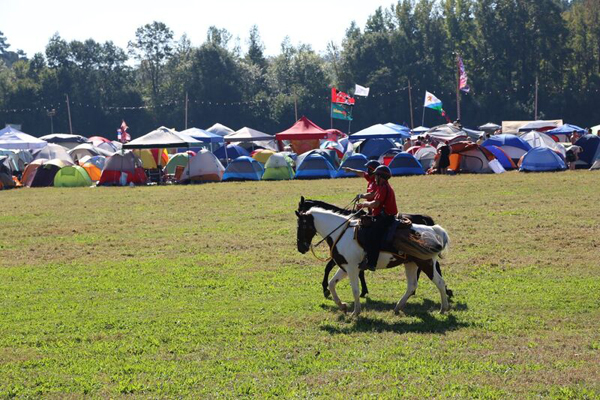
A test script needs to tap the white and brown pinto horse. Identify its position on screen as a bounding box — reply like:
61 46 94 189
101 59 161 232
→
296 201 451 317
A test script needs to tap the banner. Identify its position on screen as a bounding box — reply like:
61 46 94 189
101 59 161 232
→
458 56 470 93
331 103 353 121
354 84 370 97
331 88 355 105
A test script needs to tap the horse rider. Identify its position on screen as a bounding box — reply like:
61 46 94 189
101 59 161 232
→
343 160 380 206
356 165 398 271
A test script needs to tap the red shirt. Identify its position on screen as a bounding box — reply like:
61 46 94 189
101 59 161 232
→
373 181 398 216
364 174 376 194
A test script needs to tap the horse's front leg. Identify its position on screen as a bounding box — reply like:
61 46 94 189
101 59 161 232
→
328 268 348 312
347 265 362 317
322 260 336 299
394 262 418 315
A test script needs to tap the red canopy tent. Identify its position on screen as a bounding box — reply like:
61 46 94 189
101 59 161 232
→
275 116 328 153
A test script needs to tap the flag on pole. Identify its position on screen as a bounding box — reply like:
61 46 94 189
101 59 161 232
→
424 91 450 121
117 120 131 143
354 84 370 97
331 103 353 121
331 88 355 105
457 56 470 93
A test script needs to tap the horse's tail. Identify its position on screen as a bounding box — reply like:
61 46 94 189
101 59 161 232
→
432 225 450 259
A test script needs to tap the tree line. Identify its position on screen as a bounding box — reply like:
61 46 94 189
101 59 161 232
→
1 0 599 139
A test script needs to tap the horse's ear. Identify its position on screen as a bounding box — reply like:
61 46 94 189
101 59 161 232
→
295 211 300 217
300 196 305 204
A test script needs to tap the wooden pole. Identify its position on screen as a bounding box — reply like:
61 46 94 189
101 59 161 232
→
185 91 189 130
408 80 414 129
65 94 73 134
294 89 298 121
534 76 539 120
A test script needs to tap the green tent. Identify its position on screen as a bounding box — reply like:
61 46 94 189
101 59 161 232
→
54 165 93 187
262 153 294 180
165 153 191 175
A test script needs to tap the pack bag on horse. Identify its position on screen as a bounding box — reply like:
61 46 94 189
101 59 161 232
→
296 194 452 317
297 198 452 300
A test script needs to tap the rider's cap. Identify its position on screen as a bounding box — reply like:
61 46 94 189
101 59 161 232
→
364 160 381 173
374 165 392 180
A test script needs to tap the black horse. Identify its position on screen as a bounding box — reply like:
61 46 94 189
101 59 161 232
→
297 198 453 300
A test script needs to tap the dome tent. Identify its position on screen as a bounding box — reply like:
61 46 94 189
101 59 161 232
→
519 147 567 172
336 154 369 178
484 145 517 170
481 134 531 163
165 153 192 175
222 156 264 181
388 153 425 176
520 131 566 157
295 153 336 179
99 151 147 186
180 150 225 183
54 165 93 187
262 153 294 180
574 134 600 168
448 142 496 173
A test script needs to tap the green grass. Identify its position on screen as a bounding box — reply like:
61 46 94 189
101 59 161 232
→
1 171 599 398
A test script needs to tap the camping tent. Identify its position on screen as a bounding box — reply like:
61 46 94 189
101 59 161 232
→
481 134 532 162
69 143 115 160
354 139 396 160
39 133 89 149
180 149 225 182
222 156 264 181
81 161 102 181
206 123 235 137
134 148 169 169
251 149 276 164
89 136 111 146
426 124 469 144
296 149 340 169
388 153 425 176
413 146 437 170
0 126 47 150
448 142 496 173
295 153 336 179
213 144 250 162
350 124 410 140
502 120 562 134
519 147 567 172
0 149 24 173
378 148 404 166
98 151 147 186
54 165 93 187
224 127 276 151
574 134 600 167
29 159 71 187
123 126 202 149
520 131 566 157
165 153 192 175
336 153 369 178
478 122 501 132
275 116 328 154
33 144 74 164
484 145 517 170
262 153 294 180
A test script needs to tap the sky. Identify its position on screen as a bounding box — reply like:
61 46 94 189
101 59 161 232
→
1 0 395 58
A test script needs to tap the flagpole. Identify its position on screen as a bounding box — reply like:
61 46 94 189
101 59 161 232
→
456 54 461 121
534 76 539 120
185 91 189 130
294 89 298 121
65 94 73 134
421 105 425 127
408 80 414 129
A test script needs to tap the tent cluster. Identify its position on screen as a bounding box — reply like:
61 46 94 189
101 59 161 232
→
2 118 599 190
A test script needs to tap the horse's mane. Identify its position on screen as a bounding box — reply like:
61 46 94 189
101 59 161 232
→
299 199 354 216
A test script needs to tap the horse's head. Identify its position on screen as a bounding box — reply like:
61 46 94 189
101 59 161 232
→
295 201 316 254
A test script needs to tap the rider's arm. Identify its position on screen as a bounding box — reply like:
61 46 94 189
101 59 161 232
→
342 167 366 177
359 191 376 201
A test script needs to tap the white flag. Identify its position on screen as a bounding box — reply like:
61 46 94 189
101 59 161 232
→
354 84 370 97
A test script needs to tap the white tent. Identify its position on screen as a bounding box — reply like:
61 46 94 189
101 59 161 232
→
0 126 48 150
224 127 277 151
123 127 203 149
414 146 437 170
520 131 566 157
33 143 74 164
206 123 235 137
69 143 115 160
180 149 225 182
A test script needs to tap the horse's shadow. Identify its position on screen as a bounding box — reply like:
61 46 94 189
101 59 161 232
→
319 298 470 335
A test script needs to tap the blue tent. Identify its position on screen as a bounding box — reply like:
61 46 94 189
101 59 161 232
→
355 139 396 160
484 145 516 170
388 153 425 176
214 144 250 161
336 154 369 178
295 153 336 179
350 124 410 140
574 134 600 166
482 134 532 152
519 148 566 172
297 149 339 169
222 156 264 181
546 124 586 135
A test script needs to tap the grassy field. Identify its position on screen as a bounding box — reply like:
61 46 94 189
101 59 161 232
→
1 171 599 398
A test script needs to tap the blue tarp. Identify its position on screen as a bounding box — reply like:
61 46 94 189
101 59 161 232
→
295 154 336 179
482 134 532 152
388 153 424 176
546 124 586 135
519 148 566 172
336 154 369 178
222 156 264 181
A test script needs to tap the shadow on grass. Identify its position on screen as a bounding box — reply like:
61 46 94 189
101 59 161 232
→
319 298 470 335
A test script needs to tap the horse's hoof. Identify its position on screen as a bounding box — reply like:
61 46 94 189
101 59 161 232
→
350 311 361 318
446 288 454 299
323 289 331 299
394 307 403 315
360 292 368 298
339 303 348 312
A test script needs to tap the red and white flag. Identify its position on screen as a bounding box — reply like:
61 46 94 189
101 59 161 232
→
118 120 131 143
457 56 470 93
